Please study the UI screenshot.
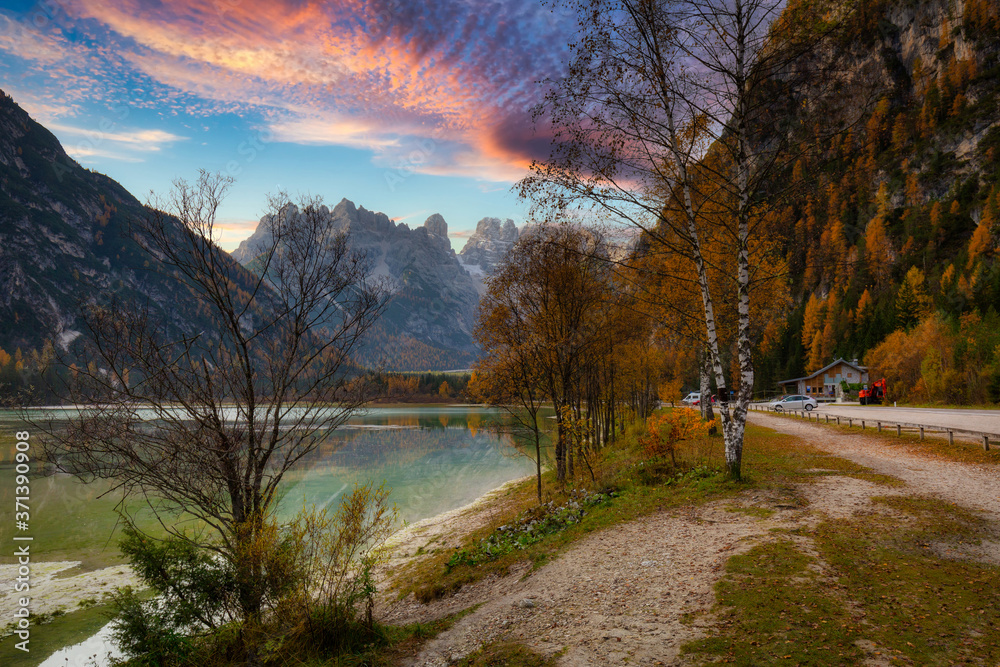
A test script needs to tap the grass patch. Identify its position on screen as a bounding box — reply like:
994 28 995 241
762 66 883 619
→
0 603 114 667
686 540 865 665
686 494 1000 665
456 641 559 666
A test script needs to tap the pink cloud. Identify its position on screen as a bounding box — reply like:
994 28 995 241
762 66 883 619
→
32 0 571 181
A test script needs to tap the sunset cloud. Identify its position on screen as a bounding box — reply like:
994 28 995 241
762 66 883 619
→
47 122 187 163
0 0 570 180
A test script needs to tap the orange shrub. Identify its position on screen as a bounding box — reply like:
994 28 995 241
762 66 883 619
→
640 409 709 466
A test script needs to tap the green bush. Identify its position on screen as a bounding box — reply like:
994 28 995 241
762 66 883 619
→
446 489 615 571
109 483 397 666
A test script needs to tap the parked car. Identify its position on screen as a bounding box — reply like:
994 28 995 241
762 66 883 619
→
692 394 716 407
768 395 818 411
681 392 701 405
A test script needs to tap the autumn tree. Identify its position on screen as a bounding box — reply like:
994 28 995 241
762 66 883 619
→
38 172 389 652
473 224 618 484
895 266 932 328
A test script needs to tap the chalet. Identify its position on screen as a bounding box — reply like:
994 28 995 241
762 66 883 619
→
778 358 869 397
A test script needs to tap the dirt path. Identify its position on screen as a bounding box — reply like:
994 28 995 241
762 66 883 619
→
382 501 783 666
377 414 1000 666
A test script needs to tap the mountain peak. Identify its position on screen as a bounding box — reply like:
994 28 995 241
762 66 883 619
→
423 213 448 238
458 216 520 275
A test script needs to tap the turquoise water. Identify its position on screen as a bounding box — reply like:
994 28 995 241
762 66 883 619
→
0 405 539 565
276 405 538 524
0 405 541 667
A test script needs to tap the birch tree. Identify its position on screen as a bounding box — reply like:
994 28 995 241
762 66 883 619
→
521 0 863 478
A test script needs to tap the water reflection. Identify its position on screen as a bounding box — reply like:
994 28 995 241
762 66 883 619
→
277 407 535 524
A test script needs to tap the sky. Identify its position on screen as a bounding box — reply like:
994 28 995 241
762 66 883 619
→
0 0 573 250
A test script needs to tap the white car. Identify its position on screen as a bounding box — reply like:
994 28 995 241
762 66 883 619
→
681 392 701 405
768 395 818 411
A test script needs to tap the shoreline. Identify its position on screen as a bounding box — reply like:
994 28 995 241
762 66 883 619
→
381 474 532 567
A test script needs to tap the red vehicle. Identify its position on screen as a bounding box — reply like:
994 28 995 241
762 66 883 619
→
859 378 887 405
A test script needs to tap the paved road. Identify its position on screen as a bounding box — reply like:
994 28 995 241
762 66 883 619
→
808 404 1000 434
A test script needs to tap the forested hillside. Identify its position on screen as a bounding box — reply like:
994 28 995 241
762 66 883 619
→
754 0 1000 403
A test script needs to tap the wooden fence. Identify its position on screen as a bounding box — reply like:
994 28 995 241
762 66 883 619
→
748 403 998 451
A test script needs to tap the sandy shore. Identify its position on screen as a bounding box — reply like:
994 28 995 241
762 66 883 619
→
0 561 142 635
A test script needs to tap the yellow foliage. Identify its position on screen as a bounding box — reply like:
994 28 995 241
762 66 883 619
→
864 315 951 402
856 289 873 322
941 263 956 288
864 216 893 287
967 222 992 268
801 293 825 348
658 379 684 407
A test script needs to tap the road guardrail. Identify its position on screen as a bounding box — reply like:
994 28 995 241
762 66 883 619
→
748 403 997 451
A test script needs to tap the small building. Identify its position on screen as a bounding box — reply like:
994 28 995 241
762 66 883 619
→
778 358 869 397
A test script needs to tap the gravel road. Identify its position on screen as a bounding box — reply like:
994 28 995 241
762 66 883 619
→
813 404 1000 434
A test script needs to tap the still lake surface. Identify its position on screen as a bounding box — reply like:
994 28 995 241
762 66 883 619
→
0 405 540 667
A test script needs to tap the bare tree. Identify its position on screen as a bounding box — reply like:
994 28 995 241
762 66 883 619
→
521 0 869 478
39 171 389 624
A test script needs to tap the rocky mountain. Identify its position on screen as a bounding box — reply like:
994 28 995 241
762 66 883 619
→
234 199 482 370
457 217 520 280
0 89 228 365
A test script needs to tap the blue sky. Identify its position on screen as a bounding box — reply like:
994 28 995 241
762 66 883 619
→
0 0 572 249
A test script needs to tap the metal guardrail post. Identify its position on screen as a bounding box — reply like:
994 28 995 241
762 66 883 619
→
877 422 882 433
948 431 954 445
985 436 991 451
896 425 901 436
919 427 924 441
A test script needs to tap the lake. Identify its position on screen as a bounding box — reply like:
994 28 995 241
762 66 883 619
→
0 404 541 667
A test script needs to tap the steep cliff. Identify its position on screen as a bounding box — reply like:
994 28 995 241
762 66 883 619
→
753 0 1000 397
457 217 520 279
